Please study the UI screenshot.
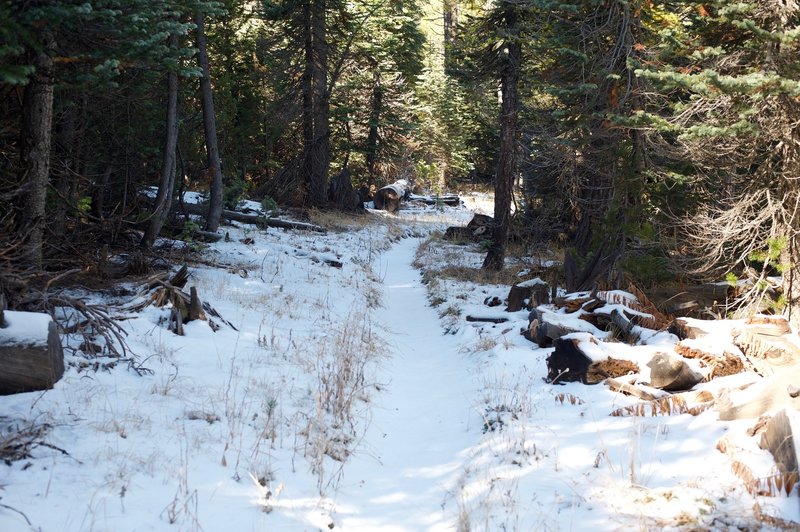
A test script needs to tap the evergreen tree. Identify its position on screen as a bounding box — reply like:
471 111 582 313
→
635 0 800 321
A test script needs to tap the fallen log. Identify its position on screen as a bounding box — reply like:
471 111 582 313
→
668 317 711 340
0 311 65 395
180 201 326 233
716 366 800 420
373 180 409 213
192 229 223 242
467 214 493 236
443 226 477 242
610 308 636 343
606 377 667 402
743 315 791 336
733 326 800 377
407 193 461 207
526 308 609 347
466 315 508 324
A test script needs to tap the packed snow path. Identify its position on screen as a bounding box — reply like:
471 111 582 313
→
332 237 478 530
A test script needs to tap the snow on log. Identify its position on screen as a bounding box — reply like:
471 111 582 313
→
373 180 409 213
646 352 704 391
0 311 65 395
716 366 800 420
527 308 610 348
733 316 800 377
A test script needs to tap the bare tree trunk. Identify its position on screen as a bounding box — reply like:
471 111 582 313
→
365 62 381 188
308 0 330 207
302 2 315 204
141 34 180 249
194 12 224 233
90 165 112 219
443 0 459 71
52 97 78 238
17 29 55 268
483 13 520 271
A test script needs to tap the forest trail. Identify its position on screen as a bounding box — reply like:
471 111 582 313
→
332 236 478 530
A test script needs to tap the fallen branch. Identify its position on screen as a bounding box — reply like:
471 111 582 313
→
465 315 509 324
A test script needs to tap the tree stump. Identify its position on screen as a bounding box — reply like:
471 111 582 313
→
759 409 800 480
329 167 362 211
506 278 548 312
646 352 703 391
0 311 65 395
546 336 595 384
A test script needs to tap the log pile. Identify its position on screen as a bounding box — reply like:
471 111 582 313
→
523 283 800 520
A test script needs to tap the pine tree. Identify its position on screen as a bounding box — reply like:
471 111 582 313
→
635 0 800 321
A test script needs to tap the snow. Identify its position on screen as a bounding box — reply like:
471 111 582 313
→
0 311 52 347
516 277 546 288
0 198 795 531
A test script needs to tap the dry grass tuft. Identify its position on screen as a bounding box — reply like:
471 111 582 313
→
307 209 372 232
0 420 66 465
610 394 714 417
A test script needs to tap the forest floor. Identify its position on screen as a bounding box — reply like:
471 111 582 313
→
0 194 797 531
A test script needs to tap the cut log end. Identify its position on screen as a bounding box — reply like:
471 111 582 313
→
0 314 65 395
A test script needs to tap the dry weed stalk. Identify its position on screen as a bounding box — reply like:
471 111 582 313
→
610 394 713 417
554 393 585 406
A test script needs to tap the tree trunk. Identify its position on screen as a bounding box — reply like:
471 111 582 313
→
195 13 224 233
443 0 459 71
308 0 330 207
365 62 382 188
302 2 315 204
17 29 55 269
483 12 520 271
52 96 81 238
141 34 180 248
783 214 800 329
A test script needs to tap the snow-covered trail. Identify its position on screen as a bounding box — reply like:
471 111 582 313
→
332 236 479 530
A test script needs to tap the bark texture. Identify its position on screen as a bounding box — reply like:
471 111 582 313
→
195 13 224 233
17 29 55 268
483 13 520 271
141 34 180 248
